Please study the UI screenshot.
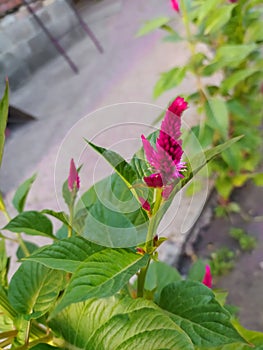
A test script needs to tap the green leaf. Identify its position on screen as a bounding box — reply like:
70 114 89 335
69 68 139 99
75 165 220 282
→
204 4 236 34
187 260 206 282
252 173 263 186
0 239 8 288
204 44 257 74
30 345 60 350
26 236 105 273
8 261 64 319
205 98 229 140
136 17 170 37
153 67 186 99
0 81 9 168
215 175 233 200
76 174 148 248
227 99 249 121
221 68 258 93
195 0 222 24
85 140 139 189
50 296 194 350
12 174 37 213
245 21 263 43
145 261 181 302
41 209 69 226
159 281 246 346
52 249 150 315
3 211 55 238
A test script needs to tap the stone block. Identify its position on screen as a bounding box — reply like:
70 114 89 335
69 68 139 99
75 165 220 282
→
0 31 12 53
5 18 34 44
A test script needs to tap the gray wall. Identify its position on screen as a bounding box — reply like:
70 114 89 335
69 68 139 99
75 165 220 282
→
0 0 84 91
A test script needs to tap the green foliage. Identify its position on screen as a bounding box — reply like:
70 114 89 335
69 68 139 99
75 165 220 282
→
8 261 64 320
52 249 150 315
136 17 170 37
0 88 261 349
12 174 37 213
50 296 194 350
3 211 55 239
146 0 263 201
229 227 257 252
159 281 245 346
210 248 235 276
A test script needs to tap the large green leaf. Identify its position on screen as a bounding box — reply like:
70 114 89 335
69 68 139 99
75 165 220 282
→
76 174 148 248
52 249 150 315
3 211 55 238
0 81 9 168
50 296 194 350
205 97 229 140
136 17 170 37
8 261 64 319
12 174 37 213
26 236 105 273
195 320 263 349
159 281 246 347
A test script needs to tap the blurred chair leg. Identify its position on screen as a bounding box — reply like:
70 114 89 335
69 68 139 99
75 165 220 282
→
22 0 79 73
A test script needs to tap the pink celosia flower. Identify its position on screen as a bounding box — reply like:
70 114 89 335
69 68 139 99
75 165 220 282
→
141 96 188 189
144 173 163 188
139 197 151 211
170 0 179 12
229 0 237 2
202 265 212 288
68 158 80 192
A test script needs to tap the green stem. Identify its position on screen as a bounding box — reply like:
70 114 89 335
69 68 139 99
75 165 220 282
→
68 204 74 238
137 258 151 298
17 234 30 257
145 188 163 253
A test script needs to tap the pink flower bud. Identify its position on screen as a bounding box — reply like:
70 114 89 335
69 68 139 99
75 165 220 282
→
170 0 179 12
202 265 212 288
168 96 188 116
68 158 80 192
139 197 151 211
144 173 163 188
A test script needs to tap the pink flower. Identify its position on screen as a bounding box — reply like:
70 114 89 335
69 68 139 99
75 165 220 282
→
139 197 151 211
68 158 80 192
229 0 237 2
170 0 179 12
143 173 163 188
202 265 212 288
141 96 188 189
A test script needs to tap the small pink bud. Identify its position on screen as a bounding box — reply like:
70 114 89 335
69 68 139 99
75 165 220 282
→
144 173 163 188
168 96 188 117
170 0 179 12
139 197 151 211
202 265 212 288
68 158 80 192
